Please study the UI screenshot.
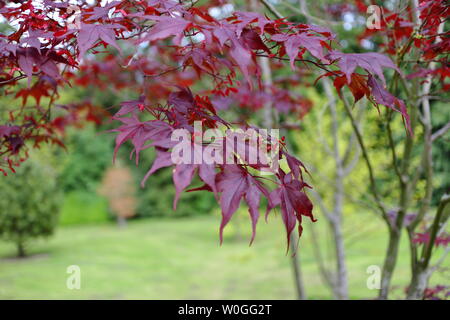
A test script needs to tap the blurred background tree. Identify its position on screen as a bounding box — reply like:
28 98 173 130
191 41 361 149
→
60 125 112 193
99 164 137 227
0 158 62 257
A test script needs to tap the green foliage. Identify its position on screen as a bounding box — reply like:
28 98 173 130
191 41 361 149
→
59 191 110 226
137 168 216 218
60 125 112 192
0 159 62 257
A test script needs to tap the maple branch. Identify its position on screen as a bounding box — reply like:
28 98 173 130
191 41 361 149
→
326 79 350 299
309 224 335 289
400 0 446 67
315 101 334 157
340 96 364 177
342 108 363 170
143 66 183 78
259 0 284 19
309 189 332 222
415 83 434 231
295 0 341 26
289 231 307 299
411 21 445 232
407 149 433 232
421 194 450 267
341 94 389 222
386 110 405 186
308 162 380 215
41 64 70 122
342 147 361 177
431 121 450 142
402 59 448 64
255 54 338 76
430 247 450 273
0 74 27 85
325 79 342 171
257 56 276 128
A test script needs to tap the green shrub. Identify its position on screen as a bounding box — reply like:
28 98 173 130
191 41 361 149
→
0 159 62 257
59 191 110 226
60 125 112 192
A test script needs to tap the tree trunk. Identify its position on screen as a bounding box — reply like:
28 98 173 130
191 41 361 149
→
328 170 349 300
290 236 307 300
328 76 349 300
406 266 429 300
117 216 127 228
379 228 401 299
330 218 348 299
17 241 26 258
407 195 450 299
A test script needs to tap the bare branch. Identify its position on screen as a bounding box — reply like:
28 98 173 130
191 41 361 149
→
259 0 283 19
421 194 450 267
295 0 340 26
341 95 390 223
431 121 450 142
309 224 336 289
309 189 333 222
0 74 27 85
430 247 450 273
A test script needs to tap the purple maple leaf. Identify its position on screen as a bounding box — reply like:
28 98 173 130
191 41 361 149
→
270 171 315 249
233 11 272 37
77 23 124 58
328 51 401 86
0 125 20 138
139 16 191 45
272 33 329 69
216 165 270 244
86 1 122 21
114 96 146 117
368 75 412 135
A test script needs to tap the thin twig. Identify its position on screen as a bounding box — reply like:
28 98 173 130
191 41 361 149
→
431 121 450 142
341 95 389 222
0 74 27 85
259 0 284 19
421 194 450 266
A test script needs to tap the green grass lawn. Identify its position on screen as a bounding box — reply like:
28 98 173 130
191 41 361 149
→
0 212 448 299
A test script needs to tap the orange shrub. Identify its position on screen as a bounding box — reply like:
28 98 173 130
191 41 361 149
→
99 165 137 222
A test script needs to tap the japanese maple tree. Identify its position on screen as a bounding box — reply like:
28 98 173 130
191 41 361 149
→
2 0 445 300
0 0 411 248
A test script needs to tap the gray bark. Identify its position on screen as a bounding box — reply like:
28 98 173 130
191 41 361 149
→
117 216 127 228
290 234 307 300
406 267 430 300
379 228 401 299
325 78 349 300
